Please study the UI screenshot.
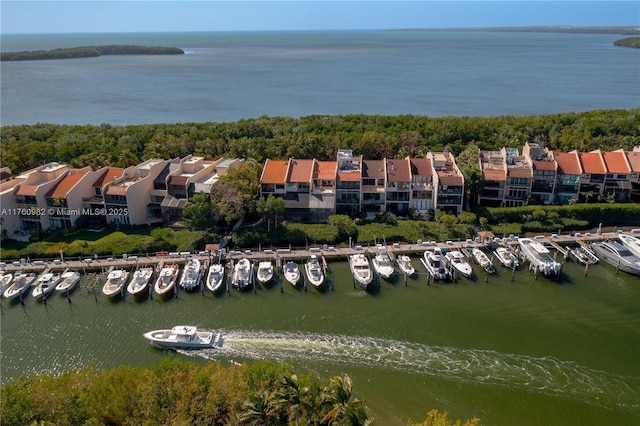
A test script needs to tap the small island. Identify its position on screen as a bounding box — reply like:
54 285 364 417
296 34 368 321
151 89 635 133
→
613 37 640 49
0 45 184 61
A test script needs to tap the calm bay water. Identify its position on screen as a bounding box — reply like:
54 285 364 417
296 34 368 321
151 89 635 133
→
1 257 639 425
1 30 639 125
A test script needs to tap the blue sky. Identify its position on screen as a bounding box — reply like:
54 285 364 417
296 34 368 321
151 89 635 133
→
1 1 638 34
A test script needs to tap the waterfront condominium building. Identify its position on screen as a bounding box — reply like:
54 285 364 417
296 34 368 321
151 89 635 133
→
335 149 362 216
523 142 557 205
626 147 640 201
430 152 464 214
360 159 386 217
408 157 434 218
601 149 632 202
386 158 411 217
554 151 582 204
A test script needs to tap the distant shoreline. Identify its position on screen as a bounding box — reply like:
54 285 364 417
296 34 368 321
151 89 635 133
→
614 37 640 49
387 26 640 35
0 45 184 61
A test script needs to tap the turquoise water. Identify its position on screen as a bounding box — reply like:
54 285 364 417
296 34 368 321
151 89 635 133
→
1 30 638 125
1 256 639 425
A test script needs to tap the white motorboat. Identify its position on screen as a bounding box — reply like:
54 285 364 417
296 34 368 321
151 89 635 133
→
422 248 451 281
396 255 415 276
154 264 180 296
256 261 274 284
349 253 373 290
371 250 395 279
206 263 225 293
445 250 473 278
304 255 324 288
143 325 223 349
591 241 640 276
126 267 154 296
3 272 36 300
566 245 599 266
178 258 201 291
102 269 129 298
55 270 81 293
518 238 562 276
32 271 61 299
283 261 301 286
618 234 640 259
493 246 520 269
472 248 496 274
0 273 14 296
232 258 252 290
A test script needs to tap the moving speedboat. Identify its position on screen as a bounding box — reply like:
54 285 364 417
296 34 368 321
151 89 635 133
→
32 271 61 299
283 261 301 286
232 258 252 290
618 234 640 259
55 270 81 293
349 253 373 290
3 272 36 300
591 241 640 276
154 265 180 296
304 255 324 288
472 248 496 274
395 255 415 276
371 250 395 279
179 258 201 291
206 263 225 293
493 246 520 269
127 267 154 296
444 250 473 278
423 248 451 281
102 269 129 298
256 261 274 284
143 325 223 349
518 238 562 276
0 273 14 296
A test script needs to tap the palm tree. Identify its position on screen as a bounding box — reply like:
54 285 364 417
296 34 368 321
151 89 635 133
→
240 391 282 426
320 375 371 426
276 374 307 425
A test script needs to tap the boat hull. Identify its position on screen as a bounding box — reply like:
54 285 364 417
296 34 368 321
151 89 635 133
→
143 326 222 349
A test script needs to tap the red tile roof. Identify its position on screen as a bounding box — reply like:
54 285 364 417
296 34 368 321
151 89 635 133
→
409 158 432 176
104 185 127 196
438 174 463 186
508 168 533 179
15 184 37 196
603 150 630 174
387 159 411 182
337 171 361 182
555 152 582 175
579 151 606 174
314 161 337 181
626 150 640 172
362 160 385 179
288 159 314 183
46 170 88 198
532 160 557 171
93 167 125 188
483 169 506 181
261 159 289 184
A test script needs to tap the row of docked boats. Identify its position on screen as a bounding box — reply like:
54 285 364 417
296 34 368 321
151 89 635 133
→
1 269 81 301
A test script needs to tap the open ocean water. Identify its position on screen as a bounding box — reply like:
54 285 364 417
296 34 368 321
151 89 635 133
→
1 30 639 125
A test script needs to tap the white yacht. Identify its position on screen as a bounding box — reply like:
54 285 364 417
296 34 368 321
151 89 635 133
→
472 248 496 274
283 261 301 286
591 241 640 276
55 270 81 293
445 250 473 278
126 267 154 296
618 234 640 259
371 250 395 279
256 261 274 284
349 253 373 290
143 325 223 349
178 258 201 291
154 264 180 296
232 258 252 290
396 255 415 276
3 272 36 300
517 238 562 276
102 269 129 298
423 248 451 281
493 246 520 269
206 263 225 293
32 271 61 299
0 273 14 296
304 255 324 288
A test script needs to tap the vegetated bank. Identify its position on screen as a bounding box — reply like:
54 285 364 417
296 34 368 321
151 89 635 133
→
0 45 184 61
613 37 640 48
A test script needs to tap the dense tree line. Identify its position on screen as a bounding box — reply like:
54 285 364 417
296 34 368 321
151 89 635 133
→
0 45 184 61
1 109 638 175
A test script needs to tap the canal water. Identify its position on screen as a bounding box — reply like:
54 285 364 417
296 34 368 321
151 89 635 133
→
1 256 639 425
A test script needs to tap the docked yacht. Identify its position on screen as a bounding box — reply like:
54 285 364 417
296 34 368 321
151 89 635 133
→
396 255 415 276
179 258 201 291
304 255 324 288
154 264 180 296
256 261 274 284
55 270 81 293
591 241 640 276
102 269 129 298
283 261 301 286
3 272 36 300
472 248 496 274
206 263 225 293
517 238 562 276
32 271 61 299
371 250 395 279
0 273 14 296
444 250 473 278
618 234 640 259
143 325 223 349
423 248 451 281
493 246 520 269
126 267 154 296
232 258 252 290
349 253 373 289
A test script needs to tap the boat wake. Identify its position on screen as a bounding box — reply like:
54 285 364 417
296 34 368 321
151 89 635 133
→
182 330 640 414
